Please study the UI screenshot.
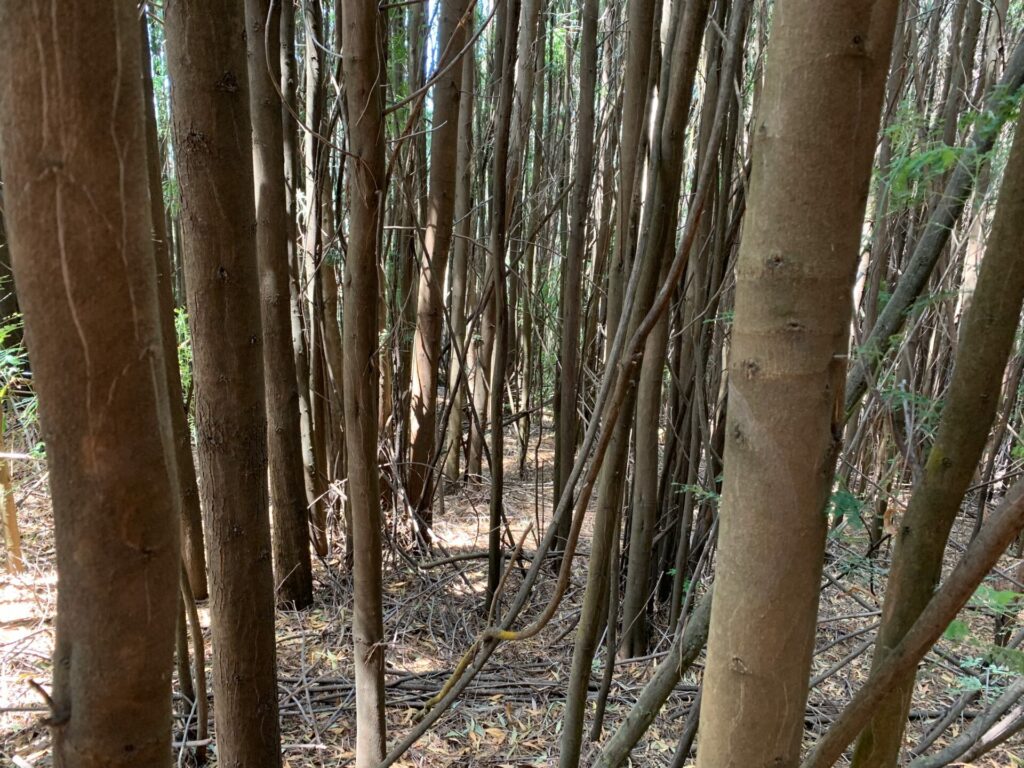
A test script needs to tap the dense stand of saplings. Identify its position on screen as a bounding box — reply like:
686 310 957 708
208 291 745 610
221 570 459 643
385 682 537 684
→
0 0 1023 767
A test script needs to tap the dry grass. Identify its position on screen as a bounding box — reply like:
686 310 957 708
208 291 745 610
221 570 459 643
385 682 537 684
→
0 429 1022 766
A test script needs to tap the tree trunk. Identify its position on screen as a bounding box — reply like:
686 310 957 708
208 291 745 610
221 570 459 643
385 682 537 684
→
559 0 713 761
445 53 476 483
552 0 597 562
140 8 209 600
0 5 181 763
281 0 318 553
164 1 282 765
246 0 314 609
850 107 1024 768
485 0 521 611
303 0 330 557
695 4 899 767
408 0 471 519
620 260 671 658
341 0 389 760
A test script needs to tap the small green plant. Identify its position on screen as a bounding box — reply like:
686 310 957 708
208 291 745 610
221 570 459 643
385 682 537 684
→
943 583 1024 676
0 308 39 456
677 482 720 507
828 485 864 528
174 307 193 398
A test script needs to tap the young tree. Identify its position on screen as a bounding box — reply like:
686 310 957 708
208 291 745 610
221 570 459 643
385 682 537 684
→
164 1 282 764
696 3 899 766
245 0 314 608
851 107 1024 768
140 7 209 600
408 0 471 520
560 0 713 760
341 0 389 760
552 0 597 564
485 0 521 612
0 4 180 763
444 54 476 483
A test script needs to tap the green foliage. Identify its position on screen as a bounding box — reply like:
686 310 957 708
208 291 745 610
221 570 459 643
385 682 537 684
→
174 307 193 399
942 584 1024 678
705 310 734 326
828 486 864 528
987 645 1024 674
944 618 971 642
878 383 943 439
163 176 180 219
0 320 27 400
888 143 962 209
907 288 959 316
677 483 720 507
0 304 40 455
876 283 892 314
971 584 1021 617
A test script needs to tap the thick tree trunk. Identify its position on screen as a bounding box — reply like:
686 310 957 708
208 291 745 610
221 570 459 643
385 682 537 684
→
164 2 282 765
140 9 209 600
0 5 180 764
246 0 314 609
851 108 1024 768
695 4 899 767
341 0 389 760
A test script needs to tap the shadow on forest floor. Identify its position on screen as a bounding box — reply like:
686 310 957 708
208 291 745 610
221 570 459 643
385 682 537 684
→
0 430 1022 766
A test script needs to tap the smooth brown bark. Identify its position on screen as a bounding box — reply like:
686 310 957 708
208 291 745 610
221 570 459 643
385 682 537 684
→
408 0 470 517
552 0 597 560
484 0 520 612
696 3 899 766
246 0 314 608
444 54 476 483
0 4 180 763
140 8 209 600
341 0 389 760
164 1 282 764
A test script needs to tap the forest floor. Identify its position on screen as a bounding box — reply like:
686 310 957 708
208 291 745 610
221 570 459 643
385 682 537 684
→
1 428 1023 766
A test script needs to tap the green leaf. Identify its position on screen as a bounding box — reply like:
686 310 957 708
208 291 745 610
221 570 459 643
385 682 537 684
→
943 618 971 642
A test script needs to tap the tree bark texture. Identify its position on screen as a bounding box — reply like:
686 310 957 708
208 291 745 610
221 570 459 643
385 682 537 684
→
164 1 282 764
0 4 181 764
